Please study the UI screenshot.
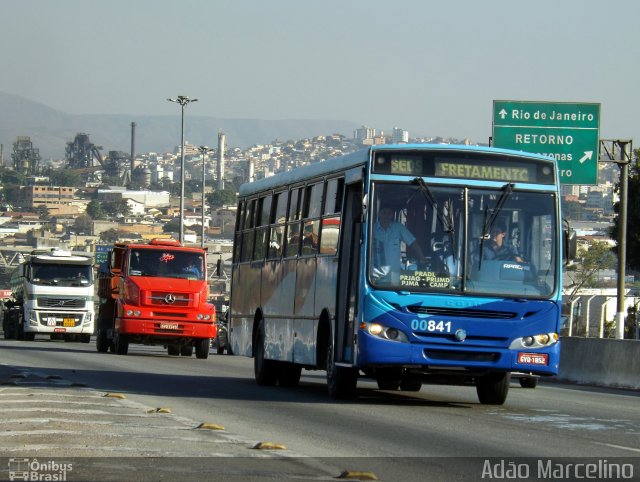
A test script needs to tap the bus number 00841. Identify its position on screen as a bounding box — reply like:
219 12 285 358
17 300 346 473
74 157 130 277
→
411 319 452 333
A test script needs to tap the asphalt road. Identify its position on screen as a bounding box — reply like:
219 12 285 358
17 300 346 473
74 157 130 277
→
1 336 639 481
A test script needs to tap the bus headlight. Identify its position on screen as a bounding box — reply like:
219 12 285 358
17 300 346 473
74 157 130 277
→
509 332 558 349
361 322 409 343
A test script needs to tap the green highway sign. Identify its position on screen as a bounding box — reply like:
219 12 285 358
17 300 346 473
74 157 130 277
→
492 100 600 185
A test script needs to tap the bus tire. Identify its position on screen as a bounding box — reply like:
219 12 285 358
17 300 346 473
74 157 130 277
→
254 321 278 386
326 335 358 399
80 334 91 344
23 332 35 342
180 344 193 357
96 330 110 353
476 372 510 405
278 363 302 387
114 333 129 355
195 338 210 359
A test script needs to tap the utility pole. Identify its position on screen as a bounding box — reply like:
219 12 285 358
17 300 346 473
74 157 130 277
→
600 139 633 339
167 96 198 244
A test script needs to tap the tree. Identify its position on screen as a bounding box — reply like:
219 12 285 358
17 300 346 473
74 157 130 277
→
102 200 131 218
86 200 106 220
162 218 180 234
565 241 617 304
611 148 640 271
73 214 93 234
44 168 81 187
99 228 120 243
206 189 237 208
36 205 50 220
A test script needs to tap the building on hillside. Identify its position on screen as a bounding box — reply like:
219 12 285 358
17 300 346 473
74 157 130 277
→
19 185 81 216
392 127 409 144
97 189 170 208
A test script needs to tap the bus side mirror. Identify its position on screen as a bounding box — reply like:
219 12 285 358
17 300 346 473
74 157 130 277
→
563 228 577 262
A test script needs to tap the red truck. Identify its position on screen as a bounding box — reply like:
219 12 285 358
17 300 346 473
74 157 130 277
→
96 238 216 358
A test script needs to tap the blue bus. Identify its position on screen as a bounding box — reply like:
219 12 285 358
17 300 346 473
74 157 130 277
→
229 144 571 404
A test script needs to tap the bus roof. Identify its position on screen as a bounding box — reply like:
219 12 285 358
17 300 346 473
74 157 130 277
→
238 144 555 198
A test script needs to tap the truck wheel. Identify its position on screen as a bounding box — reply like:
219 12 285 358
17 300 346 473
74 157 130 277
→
167 344 180 356
195 338 210 359
96 330 110 353
180 344 193 356
476 372 510 405
114 333 129 355
254 320 278 386
23 332 35 342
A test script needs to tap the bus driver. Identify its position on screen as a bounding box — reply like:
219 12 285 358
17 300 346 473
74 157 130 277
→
372 205 427 284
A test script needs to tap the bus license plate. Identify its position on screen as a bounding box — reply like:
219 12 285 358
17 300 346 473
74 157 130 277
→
160 323 179 330
518 352 548 366
63 319 75 327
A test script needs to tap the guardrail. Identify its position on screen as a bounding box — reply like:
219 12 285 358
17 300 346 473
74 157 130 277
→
556 336 640 390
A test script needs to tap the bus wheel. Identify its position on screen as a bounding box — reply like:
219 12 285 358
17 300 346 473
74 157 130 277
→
114 333 129 355
254 321 278 386
167 344 180 356
195 338 210 359
180 344 193 357
278 363 302 387
23 332 35 342
476 372 510 405
80 334 91 344
96 330 110 353
326 335 358 399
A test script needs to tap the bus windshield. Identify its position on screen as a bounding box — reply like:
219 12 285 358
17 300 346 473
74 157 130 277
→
369 182 557 298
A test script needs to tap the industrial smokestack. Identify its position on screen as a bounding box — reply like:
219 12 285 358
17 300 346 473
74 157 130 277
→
217 131 226 190
130 122 136 174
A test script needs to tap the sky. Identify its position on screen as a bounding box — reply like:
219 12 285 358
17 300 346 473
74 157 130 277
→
1 0 639 145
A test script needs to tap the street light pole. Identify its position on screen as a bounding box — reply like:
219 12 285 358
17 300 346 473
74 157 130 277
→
167 95 198 244
198 145 211 248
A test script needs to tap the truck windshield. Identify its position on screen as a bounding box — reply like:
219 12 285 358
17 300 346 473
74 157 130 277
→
30 263 93 287
128 249 205 280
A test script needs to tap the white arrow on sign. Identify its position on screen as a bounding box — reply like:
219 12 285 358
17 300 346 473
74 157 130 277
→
579 151 593 164
499 109 508 120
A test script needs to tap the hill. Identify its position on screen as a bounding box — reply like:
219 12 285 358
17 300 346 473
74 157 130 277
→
0 92 360 160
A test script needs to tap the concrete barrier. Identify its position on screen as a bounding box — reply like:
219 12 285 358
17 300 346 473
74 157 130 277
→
556 336 640 390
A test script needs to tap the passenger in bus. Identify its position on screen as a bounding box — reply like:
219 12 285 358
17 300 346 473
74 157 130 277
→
372 205 427 284
484 224 523 262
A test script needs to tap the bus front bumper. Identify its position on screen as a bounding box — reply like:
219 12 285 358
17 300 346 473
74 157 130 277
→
357 332 560 376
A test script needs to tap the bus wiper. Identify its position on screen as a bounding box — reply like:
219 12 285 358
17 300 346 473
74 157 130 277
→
410 177 456 261
478 182 514 269
410 178 454 233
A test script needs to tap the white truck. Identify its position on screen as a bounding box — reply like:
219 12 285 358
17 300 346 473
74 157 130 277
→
3 248 95 342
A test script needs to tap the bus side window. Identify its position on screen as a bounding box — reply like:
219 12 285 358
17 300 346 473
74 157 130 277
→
320 216 340 255
286 222 301 257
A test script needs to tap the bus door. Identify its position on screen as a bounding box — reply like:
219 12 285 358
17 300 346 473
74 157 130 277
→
335 177 363 364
